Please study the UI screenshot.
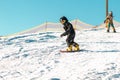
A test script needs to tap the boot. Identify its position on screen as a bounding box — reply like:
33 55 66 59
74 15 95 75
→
74 44 80 51
66 45 72 51
113 30 116 33
113 28 116 33
107 30 109 32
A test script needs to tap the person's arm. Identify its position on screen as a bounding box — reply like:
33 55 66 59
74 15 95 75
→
61 24 72 37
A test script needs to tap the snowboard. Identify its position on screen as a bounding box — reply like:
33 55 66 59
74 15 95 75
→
60 50 80 53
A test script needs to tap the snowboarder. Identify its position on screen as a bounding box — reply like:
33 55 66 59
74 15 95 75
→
60 16 80 51
105 11 116 33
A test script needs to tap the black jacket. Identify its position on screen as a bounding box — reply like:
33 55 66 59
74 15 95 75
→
61 22 75 36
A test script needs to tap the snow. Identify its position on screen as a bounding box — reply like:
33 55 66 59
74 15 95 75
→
0 27 120 80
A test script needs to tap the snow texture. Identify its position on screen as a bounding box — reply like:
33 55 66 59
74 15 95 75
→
0 27 120 80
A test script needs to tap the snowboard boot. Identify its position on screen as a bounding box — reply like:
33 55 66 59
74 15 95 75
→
74 44 80 51
66 45 72 51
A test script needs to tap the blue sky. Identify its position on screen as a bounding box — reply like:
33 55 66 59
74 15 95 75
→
0 0 120 36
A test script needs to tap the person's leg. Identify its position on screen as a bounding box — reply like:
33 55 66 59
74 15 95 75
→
66 36 73 51
107 23 110 32
70 34 80 51
111 23 116 32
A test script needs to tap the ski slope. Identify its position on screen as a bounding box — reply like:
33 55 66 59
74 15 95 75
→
0 27 120 80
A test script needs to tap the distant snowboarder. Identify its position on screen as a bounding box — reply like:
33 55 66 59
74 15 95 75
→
105 11 116 33
60 16 80 51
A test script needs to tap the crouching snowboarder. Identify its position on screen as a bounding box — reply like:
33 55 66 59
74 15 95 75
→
60 16 80 51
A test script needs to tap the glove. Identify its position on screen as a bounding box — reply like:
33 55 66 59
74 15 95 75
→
60 34 64 37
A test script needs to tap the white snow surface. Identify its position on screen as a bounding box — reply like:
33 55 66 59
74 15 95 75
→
0 27 120 80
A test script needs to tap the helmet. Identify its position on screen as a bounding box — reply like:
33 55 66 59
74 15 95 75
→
109 11 113 17
60 16 68 22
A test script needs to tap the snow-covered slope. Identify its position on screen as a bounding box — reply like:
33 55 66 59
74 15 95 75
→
71 19 93 30
11 19 93 36
0 27 120 80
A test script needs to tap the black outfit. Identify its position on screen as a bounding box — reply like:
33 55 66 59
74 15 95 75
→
61 22 78 47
